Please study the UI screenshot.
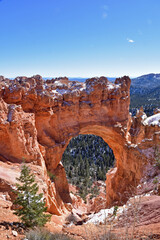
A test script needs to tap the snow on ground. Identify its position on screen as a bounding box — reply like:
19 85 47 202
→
143 113 160 127
86 207 114 224
86 193 153 225
86 205 130 225
85 205 130 225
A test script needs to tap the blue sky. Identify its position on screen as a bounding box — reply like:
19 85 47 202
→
0 0 160 78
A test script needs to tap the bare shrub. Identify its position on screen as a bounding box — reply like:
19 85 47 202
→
25 228 73 240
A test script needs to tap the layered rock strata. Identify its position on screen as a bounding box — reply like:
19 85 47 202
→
0 75 159 213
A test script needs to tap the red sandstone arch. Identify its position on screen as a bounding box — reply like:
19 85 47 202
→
31 76 144 207
50 123 142 208
0 75 159 214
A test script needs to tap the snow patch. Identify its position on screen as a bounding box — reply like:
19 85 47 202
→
56 88 68 95
107 83 114 90
86 192 153 226
86 207 114 224
0 194 6 200
143 113 160 127
54 81 64 87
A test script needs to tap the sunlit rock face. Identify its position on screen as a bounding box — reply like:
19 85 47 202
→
0 74 159 213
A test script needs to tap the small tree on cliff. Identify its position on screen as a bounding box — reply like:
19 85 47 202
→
13 164 51 228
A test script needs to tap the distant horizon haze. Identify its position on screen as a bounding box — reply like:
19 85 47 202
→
2 73 160 81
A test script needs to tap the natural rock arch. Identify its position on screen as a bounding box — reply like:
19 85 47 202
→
0 75 159 214
51 121 143 208
33 76 134 206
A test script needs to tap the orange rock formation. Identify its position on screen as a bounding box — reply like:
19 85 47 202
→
0 75 159 214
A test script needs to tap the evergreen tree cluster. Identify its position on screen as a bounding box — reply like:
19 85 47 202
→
130 91 160 116
62 134 115 200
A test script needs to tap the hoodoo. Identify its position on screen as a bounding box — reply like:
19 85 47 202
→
0 75 159 214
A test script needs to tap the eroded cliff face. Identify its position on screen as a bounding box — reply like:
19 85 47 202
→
0 75 159 214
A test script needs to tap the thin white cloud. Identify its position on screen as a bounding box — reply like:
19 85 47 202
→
102 12 108 19
101 5 108 19
127 38 135 43
103 5 109 10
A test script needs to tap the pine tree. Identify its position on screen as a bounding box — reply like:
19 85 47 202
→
13 164 51 228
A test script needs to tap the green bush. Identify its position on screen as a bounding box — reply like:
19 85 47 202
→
47 170 56 182
13 164 51 228
25 228 73 240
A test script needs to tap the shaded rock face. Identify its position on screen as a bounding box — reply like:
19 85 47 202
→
0 75 159 214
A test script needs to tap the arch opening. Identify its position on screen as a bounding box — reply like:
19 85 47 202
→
62 134 116 202
49 124 128 208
